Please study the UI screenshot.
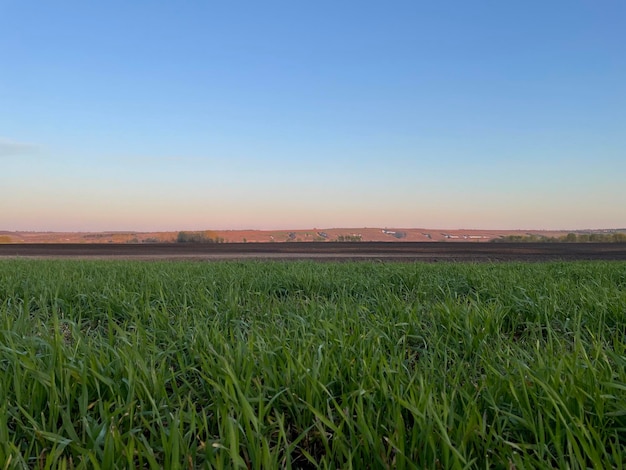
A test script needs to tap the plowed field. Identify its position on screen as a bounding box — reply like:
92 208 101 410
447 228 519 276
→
1 242 625 261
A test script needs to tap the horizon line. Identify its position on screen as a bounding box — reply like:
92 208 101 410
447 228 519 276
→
3 227 626 233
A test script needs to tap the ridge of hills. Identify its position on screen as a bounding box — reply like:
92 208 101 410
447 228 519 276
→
2 228 624 244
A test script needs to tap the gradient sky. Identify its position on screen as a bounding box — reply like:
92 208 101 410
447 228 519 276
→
1 1 625 231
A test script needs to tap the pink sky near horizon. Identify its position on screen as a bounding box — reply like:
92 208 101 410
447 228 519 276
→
3 173 623 232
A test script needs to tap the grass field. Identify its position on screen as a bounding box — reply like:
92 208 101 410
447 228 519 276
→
0 260 625 468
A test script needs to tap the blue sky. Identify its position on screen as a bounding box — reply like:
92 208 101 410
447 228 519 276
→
1 1 624 231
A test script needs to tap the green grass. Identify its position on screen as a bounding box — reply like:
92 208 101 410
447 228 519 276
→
0 260 625 468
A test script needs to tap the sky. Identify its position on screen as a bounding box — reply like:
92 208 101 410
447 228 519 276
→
1 1 625 231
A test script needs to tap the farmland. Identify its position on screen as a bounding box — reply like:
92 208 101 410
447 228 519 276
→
1 260 625 468
2 241 626 262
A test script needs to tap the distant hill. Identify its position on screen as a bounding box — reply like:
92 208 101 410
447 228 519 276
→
2 228 624 244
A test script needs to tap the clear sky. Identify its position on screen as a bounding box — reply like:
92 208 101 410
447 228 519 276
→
1 1 625 231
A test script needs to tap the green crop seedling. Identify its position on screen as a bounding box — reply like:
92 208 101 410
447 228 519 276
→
0 260 624 468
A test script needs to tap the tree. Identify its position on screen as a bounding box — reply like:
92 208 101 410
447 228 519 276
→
177 231 222 243
565 233 577 242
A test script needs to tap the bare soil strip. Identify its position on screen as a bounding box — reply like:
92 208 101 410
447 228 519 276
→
1 242 626 261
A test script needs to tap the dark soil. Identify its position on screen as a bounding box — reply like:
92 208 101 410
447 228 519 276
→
1 242 626 262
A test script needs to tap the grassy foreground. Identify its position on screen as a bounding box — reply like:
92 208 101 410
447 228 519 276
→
0 260 625 469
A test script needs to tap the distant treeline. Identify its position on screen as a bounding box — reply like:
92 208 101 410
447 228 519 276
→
336 234 362 242
492 233 626 243
176 231 225 243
